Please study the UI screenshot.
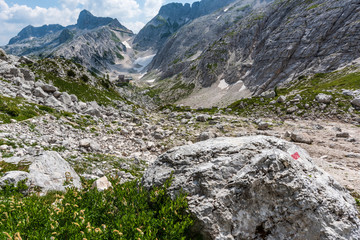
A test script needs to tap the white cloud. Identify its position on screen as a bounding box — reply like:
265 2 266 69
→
0 0 172 45
123 21 145 34
144 0 165 18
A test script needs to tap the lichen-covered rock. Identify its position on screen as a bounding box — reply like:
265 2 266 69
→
28 151 81 194
142 136 360 240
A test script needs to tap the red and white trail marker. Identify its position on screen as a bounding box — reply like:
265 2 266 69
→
291 152 300 160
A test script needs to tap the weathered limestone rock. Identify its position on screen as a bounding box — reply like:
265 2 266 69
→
20 69 35 81
92 176 112 192
197 114 210 122
28 151 81 194
291 132 313 144
42 84 57 93
277 95 286 103
316 93 332 104
197 131 216 142
0 48 8 61
351 98 360 109
142 136 360 240
59 92 73 106
33 87 48 98
45 96 66 110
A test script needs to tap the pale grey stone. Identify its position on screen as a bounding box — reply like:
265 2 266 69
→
92 176 112 192
142 136 360 240
316 93 332 104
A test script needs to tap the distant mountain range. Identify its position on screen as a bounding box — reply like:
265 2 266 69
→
3 0 360 107
3 10 134 73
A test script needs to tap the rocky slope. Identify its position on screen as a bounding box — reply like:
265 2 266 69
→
2 10 136 74
145 0 360 107
133 0 236 51
0 48 360 238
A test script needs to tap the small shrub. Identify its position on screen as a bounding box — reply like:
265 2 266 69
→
81 74 90 83
0 177 195 239
67 69 76 78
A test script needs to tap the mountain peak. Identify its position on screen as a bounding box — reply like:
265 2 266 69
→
76 9 113 30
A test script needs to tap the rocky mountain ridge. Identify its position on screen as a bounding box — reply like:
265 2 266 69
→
133 0 236 51
144 0 360 107
3 10 135 74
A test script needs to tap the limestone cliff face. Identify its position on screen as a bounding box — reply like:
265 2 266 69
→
3 10 134 73
133 0 236 51
149 0 360 96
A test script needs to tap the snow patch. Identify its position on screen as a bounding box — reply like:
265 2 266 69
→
122 41 132 49
216 15 221 20
239 84 247 92
134 54 156 72
218 79 229 90
147 79 155 83
224 8 229 12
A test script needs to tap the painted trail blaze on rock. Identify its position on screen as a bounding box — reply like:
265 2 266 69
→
142 136 360 240
291 152 300 160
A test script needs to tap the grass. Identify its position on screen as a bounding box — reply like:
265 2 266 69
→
70 153 146 178
25 58 131 106
0 95 61 124
0 161 30 177
0 177 196 240
228 67 360 117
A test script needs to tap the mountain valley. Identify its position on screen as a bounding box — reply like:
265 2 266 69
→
0 0 359 239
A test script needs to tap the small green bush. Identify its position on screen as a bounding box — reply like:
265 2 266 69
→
67 69 76 78
0 177 195 239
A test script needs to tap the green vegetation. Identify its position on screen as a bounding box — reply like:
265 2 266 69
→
0 161 30 177
172 58 181 64
0 95 60 124
277 68 360 95
70 153 146 177
228 67 360 117
36 69 122 105
116 52 125 60
307 4 320 10
110 32 120 43
0 177 195 240
25 58 130 106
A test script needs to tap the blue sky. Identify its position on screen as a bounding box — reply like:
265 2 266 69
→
0 0 196 45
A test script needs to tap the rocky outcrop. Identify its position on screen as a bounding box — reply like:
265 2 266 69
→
142 136 360 240
133 0 236 51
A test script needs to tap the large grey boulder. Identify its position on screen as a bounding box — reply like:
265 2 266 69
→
0 48 8 61
28 151 81 193
20 69 35 81
42 84 57 93
45 96 66 111
59 92 73 106
351 98 360 109
33 87 48 98
316 93 332 104
142 136 360 240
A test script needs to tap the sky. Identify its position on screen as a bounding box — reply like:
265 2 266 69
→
0 0 196 45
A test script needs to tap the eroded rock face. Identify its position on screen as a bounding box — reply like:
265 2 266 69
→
142 136 360 240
